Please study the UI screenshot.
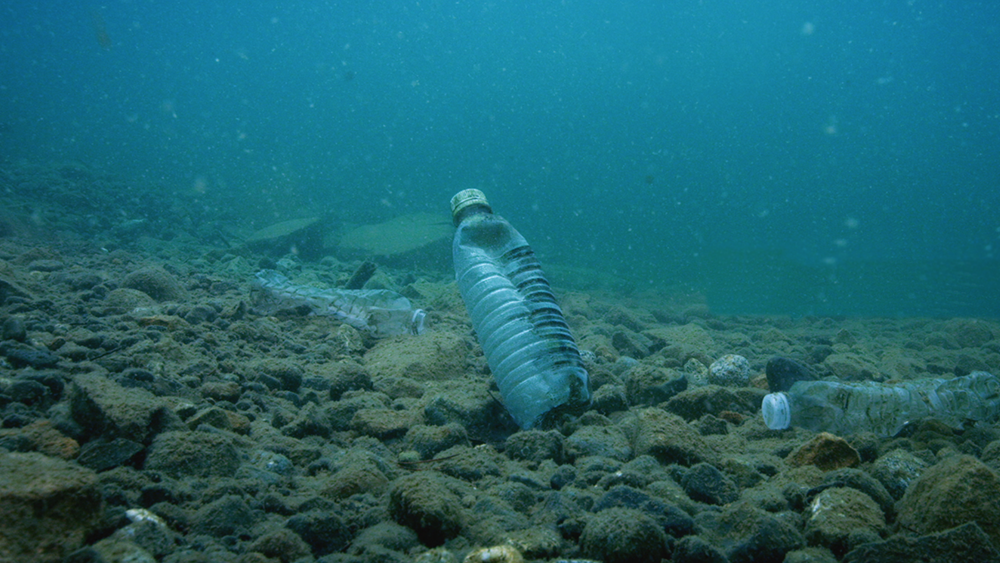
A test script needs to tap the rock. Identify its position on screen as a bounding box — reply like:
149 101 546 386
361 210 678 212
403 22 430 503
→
843 521 1000 563
943 318 995 348
869 449 928 500
103 287 157 312
364 331 467 381
765 356 815 392
804 487 886 557
121 266 186 302
708 354 751 387
506 430 565 465
0 452 102 562
144 430 241 478
351 407 423 439
814 468 895 521
786 432 861 471
192 495 256 537
590 383 629 415
199 380 243 403
1 315 27 341
632 408 716 466
253 359 304 391
248 527 312 563
186 406 251 435
581 507 668 563
665 384 759 421
403 423 469 460
593 485 694 538
69 373 181 444
4 419 79 459
611 329 652 358
564 425 633 461
624 364 687 406
77 438 145 472
286 510 352 556
672 535 729 563
698 501 805 563
823 353 879 381
681 462 739 505
320 449 391 500
387 471 466 547
4 346 60 369
644 323 716 365
897 454 1000 546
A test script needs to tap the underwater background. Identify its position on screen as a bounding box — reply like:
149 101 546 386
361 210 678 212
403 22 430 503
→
2 0 998 318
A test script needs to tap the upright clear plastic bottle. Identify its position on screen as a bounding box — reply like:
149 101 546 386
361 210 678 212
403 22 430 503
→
451 189 590 429
761 371 1000 437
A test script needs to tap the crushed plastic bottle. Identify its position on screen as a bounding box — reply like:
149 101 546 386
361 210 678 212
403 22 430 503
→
451 189 590 429
253 269 426 337
761 371 1000 437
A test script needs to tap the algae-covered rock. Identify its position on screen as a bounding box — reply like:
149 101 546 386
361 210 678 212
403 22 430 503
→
804 487 886 557
144 430 241 478
69 373 182 444
388 471 466 546
0 452 102 562
364 330 468 381
897 454 1000 546
581 507 668 563
631 407 716 466
121 266 186 302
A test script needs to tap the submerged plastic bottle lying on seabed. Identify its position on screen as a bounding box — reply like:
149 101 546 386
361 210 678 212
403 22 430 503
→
253 269 426 337
451 189 590 429
761 371 1000 437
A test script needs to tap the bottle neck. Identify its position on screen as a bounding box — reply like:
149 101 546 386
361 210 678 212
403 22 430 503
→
453 203 492 226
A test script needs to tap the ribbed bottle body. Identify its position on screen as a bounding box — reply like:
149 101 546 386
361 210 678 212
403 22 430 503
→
783 371 1000 437
453 213 589 429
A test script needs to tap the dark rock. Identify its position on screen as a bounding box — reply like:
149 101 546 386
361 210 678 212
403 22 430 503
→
144 431 241 478
625 364 687 406
63 547 107 563
564 424 633 461
550 465 577 490
581 507 668 563
77 438 145 472
665 385 757 421
632 407 717 466
69 373 182 444
681 463 739 505
698 501 804 563
286 509 352 556
183 304 218 324
593 485 694 538
402 423 469 460
0 452 102 562
1 315 27 342
248 527 312 562
5 347 60 369
672 535 728 563
765 357 815 392
6 379 48 405
192 495 256 537
506 429 565 465
387 471 465 547
843 521 1000 563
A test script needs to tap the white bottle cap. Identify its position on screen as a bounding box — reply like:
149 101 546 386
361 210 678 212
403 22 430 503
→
761 392 791 430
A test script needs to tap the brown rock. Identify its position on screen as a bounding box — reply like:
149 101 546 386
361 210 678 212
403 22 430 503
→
0 452 102 562
351 407 423 439
364 331 468 381
19 419 80 459
786 432 861 471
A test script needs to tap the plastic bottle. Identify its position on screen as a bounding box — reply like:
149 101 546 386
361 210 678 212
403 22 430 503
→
253 270 426 337
761 371 1000 437
451 189 590 429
